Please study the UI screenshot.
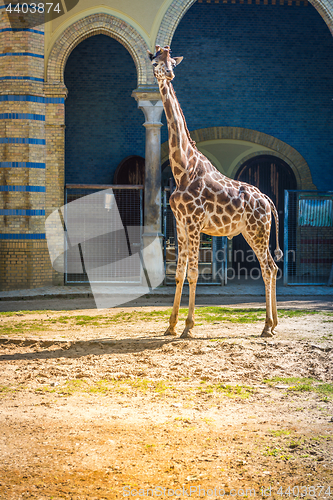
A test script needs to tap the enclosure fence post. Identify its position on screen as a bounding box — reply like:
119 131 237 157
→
284 189 289 286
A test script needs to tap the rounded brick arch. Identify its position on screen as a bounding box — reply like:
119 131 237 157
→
156 0 333 47
46 13 154 86
161 126 316 190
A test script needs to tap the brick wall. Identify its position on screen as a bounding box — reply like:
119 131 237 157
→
165 1 333 190
0 3 54 290
64 34 145 185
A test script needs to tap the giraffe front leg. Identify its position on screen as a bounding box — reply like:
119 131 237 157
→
180 232 200 339
165 226 187 336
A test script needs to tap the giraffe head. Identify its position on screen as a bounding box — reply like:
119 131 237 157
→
147 45 183 81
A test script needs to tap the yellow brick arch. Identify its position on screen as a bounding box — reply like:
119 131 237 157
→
156 0 333 47
46 13 154 86
161 126 316 190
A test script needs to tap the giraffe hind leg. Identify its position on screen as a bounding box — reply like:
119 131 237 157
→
268 252 278 331
243 232 274 337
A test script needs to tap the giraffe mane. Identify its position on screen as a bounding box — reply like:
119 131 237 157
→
169 82 197 149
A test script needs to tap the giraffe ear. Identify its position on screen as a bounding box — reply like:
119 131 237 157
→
155 45 162 53
147 50 154 61
174 56 183 66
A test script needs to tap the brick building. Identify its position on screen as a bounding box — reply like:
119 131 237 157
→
0 0 332 290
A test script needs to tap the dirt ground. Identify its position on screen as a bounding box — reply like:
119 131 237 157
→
0 295 333 499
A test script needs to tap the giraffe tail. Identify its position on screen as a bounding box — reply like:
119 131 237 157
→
264 194 283 261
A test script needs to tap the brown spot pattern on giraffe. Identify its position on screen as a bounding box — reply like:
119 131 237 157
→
186 202 196 213
216 192 230 205
225 204 234 216
182 192 193 203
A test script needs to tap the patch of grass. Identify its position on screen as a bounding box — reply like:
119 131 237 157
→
263 446 292 461
59 379 88 395
288 440 302 449
0 310 50 317
264 447 282 457
1 307 330 336
198 381 255 399
37 378 178 397
263 377 333 397
278 310 320 318
88 380 113 394
194 307 266 323
268 429 291 437
0 385 16 394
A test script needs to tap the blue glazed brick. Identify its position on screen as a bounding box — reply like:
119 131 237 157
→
0 233 46 239
0 113 45 120
0 52 44 58
0 162 45 168
64 35 145 185
0 95 61 103
0 137 45 144
0 209 45 215
166 2 333 190
0 185 45 192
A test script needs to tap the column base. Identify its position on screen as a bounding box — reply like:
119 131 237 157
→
0 240 53 291
142 232 164 287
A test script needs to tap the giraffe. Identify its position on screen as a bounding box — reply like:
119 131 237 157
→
148 45 283 339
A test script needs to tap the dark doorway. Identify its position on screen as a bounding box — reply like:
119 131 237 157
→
232 155 297 276
113 156 145 185
113 156 145 228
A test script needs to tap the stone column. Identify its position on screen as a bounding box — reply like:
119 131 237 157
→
132 86 164 284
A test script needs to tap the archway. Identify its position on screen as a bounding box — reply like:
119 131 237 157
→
156 0 333 47
161 127 315 191
64 35 144 185
46 13 153 86
113 156 145 185
232 155 297 277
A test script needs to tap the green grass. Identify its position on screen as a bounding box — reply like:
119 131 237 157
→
5 377 256 401
0 385 17 394
263 377 333 397
198 381 255 399
1 307 332 336
268 429 291 437
43 378 177 397
0 310 51 317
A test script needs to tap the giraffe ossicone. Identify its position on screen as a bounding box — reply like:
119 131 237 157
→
148 45 283 339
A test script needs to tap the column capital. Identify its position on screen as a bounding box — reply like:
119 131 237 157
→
132 84 160 102
44 82 68 99
132 85 164 126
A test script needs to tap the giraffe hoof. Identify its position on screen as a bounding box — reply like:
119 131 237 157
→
180 330 194 339
164 328 177 336
261 329 273 338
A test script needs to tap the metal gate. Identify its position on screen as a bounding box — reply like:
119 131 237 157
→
163 188 227 285
65 184 143 284
284 190 333 285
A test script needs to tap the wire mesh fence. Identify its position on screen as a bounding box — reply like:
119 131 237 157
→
163 188 227 285
65 185 143 284
284 190 333 285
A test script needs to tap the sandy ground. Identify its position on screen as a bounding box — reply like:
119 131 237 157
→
0 295 333 499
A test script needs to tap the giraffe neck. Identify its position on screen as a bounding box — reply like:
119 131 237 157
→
158 79 197 180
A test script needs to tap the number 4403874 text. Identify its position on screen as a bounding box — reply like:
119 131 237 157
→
6 3 61 14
